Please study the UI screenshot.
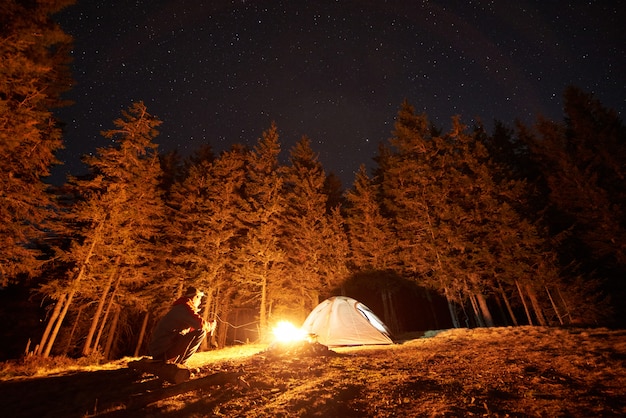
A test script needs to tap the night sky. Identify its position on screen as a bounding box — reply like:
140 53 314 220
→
50 1 625 187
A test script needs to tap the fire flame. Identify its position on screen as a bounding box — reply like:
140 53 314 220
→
272 320 306 343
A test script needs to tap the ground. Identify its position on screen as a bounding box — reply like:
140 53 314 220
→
1 326 625 417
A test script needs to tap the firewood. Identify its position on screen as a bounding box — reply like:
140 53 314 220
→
128 358 191 384
127 371 243 410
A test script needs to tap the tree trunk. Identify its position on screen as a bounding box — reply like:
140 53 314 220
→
94 274 121 352
526 284 547 326
545 286 564 325
65 303 85 354
200 286 214 351
381 288 399 334
43 288 76 357
444 288 461 328
211 286 222 348
422 289 439 329
497 280 518 326
218 295 231 347
103 306 120 360
34 293 66 355
557 286 573 323
476 293 494 327
493 292 508 326
233 308 240 343
40 219 105 357
83 264 117 355
134 311 150 357
259 274 268 341
469 293 485 327
515 279 533 325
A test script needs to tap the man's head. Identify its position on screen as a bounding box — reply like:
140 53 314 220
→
184 286 204 307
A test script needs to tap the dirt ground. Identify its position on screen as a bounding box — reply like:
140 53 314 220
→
1 326 625 417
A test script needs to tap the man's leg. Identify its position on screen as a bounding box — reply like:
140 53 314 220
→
166 329 207 364
178 329 207 364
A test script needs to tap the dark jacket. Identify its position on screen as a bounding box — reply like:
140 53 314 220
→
148 297 205 357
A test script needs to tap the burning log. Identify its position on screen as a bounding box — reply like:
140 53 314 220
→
265 340 338 358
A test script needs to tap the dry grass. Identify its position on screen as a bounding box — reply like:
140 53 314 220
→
1 326 625 417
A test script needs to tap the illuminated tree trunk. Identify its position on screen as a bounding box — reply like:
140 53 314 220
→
515 279 533 325
469 293 485 327
103 306 120 360
93 274 121 353
200 287 214 351
381 289 399 334
259 274 268 340
545 286 564 325
217 296 231 347
444 288 460 328
212 286 223 348
557 287 573 323
43 287 76 357
526 284 547 326
498 280 518 326
83 260 118 355
65 303 85 354
40 219 105 357
34 293 66 355
134 311 150 357
476 292 494 327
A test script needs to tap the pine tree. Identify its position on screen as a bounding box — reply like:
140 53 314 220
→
281 136 348 317
520 87 625 324
166 146 247 343
525 87 626 271
344 165 404 331
380 101 564 328
379 102 472 326
0 0 74 284
36 102 166 357
235 123 286 339
345 165 396 272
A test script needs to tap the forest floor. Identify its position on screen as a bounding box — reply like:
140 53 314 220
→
1 326 625 417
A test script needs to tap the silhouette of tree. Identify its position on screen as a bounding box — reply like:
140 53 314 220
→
520 86 625 324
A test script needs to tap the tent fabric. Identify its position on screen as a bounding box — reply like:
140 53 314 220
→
301 296 393 346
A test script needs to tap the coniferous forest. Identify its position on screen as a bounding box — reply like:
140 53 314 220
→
1 1 624 361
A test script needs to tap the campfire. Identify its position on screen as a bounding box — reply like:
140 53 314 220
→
266 321 336 358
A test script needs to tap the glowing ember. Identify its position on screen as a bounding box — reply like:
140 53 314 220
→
272 321 306 343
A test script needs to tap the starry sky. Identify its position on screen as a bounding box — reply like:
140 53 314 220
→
50 0 625 187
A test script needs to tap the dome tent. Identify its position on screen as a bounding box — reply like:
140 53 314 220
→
301 296 393 346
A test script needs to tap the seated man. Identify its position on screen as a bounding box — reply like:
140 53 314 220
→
148 286 215 364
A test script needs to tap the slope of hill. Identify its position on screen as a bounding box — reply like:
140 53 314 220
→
1 326 624 417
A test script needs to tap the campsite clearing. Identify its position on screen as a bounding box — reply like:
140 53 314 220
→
1 326 625 417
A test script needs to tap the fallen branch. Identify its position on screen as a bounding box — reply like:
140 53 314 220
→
128 358 190 384
127 371 244 410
